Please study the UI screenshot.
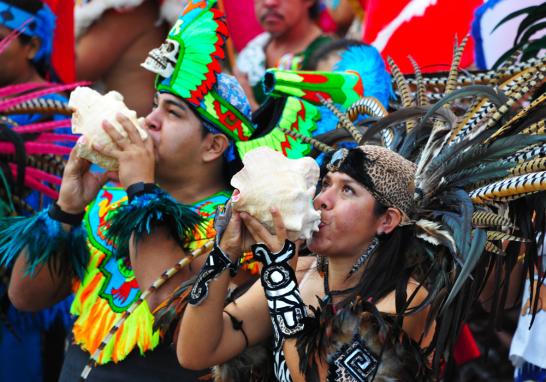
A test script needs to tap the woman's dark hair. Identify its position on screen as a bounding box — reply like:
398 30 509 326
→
305 39 369 70
3 0 52 79
341 224 432 314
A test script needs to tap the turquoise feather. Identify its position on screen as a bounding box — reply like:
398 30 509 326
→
0 209 89 279
105 188 203 259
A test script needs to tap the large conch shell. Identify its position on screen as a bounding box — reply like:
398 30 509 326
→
231 147 321 241
69 87 148 171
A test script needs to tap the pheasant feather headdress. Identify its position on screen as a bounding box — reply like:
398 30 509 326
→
286 38 546 373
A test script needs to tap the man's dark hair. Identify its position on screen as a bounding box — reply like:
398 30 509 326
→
308 0 321 21
305 39 369 70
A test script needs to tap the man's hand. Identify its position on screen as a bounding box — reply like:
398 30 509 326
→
93 113 155 188
57 148 115 214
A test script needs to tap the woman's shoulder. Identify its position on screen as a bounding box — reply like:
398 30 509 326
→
375 278 429 314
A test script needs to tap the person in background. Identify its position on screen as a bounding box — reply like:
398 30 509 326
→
0 1 75 381
235 0 332 109
75 0 168 116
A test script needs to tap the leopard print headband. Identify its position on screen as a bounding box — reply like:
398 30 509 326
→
327 145 416 217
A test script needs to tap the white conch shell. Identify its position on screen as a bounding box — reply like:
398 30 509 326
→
69 87 148 171
231 147 321 241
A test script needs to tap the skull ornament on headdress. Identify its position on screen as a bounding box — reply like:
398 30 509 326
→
143 39 181 78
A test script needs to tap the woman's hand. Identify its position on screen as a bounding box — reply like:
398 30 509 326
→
218 209 244 261
241 207 287 253
93 113 155 188
57 148 115 214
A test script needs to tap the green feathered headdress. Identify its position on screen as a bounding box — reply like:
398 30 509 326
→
141 0 255 142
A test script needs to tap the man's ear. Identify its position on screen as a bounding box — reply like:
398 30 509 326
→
376 208 402 235
202 133 229 163
26 37 41 61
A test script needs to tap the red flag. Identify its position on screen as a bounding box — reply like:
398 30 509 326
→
360 0 483 73
43 0 76 83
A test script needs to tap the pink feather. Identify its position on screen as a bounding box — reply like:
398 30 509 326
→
0 82 88 111
0 142 71 155
8 167 59 199
9 163 62 185
12 119 71 134
37 133 78 143
0 82 53 98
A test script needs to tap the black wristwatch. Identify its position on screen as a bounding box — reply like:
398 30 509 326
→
48 202 85 226
126 182 159 201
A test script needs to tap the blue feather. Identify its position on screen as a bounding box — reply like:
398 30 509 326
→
0 210 89 279
106 188 203 259
335 45 394 108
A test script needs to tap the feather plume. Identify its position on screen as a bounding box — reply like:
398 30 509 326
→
415 219 457 254
105 189 203 259
486 231 530 243
472 210 514 228
407 56 427 106
445 35 469 95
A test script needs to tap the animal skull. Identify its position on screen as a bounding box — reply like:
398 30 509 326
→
141 39 180 78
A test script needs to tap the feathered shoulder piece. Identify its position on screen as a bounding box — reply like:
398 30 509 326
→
297 297 432 381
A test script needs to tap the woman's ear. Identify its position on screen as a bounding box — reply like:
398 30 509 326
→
377 208 402 235
202 133 229 163
26 37 41 61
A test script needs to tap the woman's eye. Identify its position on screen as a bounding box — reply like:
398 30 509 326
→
168 109 181 117
342 185 354 194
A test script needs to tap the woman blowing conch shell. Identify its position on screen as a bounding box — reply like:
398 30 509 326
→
68 87 148 171
230 147 321 241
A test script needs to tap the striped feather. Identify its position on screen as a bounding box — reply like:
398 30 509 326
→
506 143 546 163
481 69 545 142
485 90 546 143
469 171 546 203
407 56 427 106
346 97 388 120
278 127 334 153
388 57 415 131
2 98 73 116
486 231 530 242
450 66 539 144
317 95 362 143
0 83 83 112
520 120 546 135
509 157 546 176
485 241 502 255
472 210 514 228
445 35 469 95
